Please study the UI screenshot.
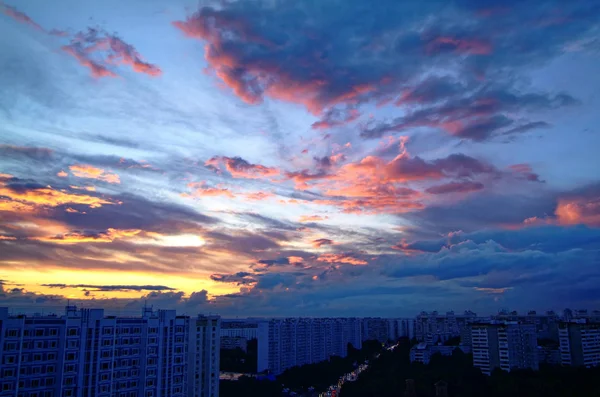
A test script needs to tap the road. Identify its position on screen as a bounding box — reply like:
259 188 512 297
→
316 343 399 397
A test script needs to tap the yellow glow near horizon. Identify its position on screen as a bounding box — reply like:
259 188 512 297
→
1 267 238 300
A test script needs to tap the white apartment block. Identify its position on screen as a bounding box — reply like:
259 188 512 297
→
266 318 361 375
471 322 538 375
188 315 220 397
559 320 600 368
0 306 217 397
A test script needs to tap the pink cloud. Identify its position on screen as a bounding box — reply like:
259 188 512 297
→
1 3 43 31
317 253 367 266
62 28 161 78
426 36 493 55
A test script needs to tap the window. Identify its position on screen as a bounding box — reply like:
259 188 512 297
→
66 352 76 361
64 377 74 386
31 379 40 387
46 378 54 386
64 364 75 373
46 365 55 373
36 329 45 337
101 374 109 381
49 328 58 336
67 328 78 336
68 340 79 348
63 389 74 397
103 327 113 335
33 353 42 361
5 329 19 337
3 369 15 377
146 379 154 387
2 383 14 391
47 353 57 360
32 366 41 374
101 362 110 370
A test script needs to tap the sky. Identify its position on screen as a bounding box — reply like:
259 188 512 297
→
0 0 599 317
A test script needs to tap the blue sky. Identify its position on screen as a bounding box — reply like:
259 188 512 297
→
1 0 599 316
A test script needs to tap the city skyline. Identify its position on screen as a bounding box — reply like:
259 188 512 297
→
1 0 600 317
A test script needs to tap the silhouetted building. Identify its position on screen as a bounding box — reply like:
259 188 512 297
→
404 379 416 397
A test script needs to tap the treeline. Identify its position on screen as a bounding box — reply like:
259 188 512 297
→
340 338 600 397
220 340 383 397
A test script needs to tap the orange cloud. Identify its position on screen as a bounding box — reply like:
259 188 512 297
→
33 228 141 244
57 170 68 178
555 197 600 227
317 253 367 266
0 235 17 241
69 164 120 184
185 182 235 198
0 180 114 209
299 215 329 223
243 191 274 201
288 256 304 265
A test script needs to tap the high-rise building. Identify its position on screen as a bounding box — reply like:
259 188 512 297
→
387 318 415 341
471 322 538 375
415 311 478 343
188 315 220 397
266 318 361 375
0 305 191 397
559 320 600 368
361 318 389 342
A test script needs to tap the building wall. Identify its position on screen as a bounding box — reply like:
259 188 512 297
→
266 318 362 375
188 315 220 397
0 306 213 397
559 321 600 368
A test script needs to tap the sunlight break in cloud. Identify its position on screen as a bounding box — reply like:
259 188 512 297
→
69 164 121 184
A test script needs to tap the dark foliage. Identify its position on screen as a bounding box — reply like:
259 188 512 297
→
340 338 600 397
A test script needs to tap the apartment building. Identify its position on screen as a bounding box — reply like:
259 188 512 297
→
559 320 600 368
471 322 538 375
361 318 389 342
188 315 220 397
266 318 361 375
415 311 478 343
0 306 216 397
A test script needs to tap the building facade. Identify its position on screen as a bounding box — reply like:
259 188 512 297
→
0 306 217 397
266 318 361 375
559 320 600 368
471 322 538 375
188 315 220 397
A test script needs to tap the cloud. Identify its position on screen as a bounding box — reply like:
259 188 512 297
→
206 156 279 179
184 182 234 198
69 164 121 184
32 228 141 244
210 272 256 285
62 28 161 78
0 179 115 209
312 238 334 248
172 0 592 136
311 108 360 130
40 284 175 292
555 197 600 227
317 253 368 266
299 215 328 223
0 145 53 161
1 2 44 31
361 89 578 141
426 181 485 195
